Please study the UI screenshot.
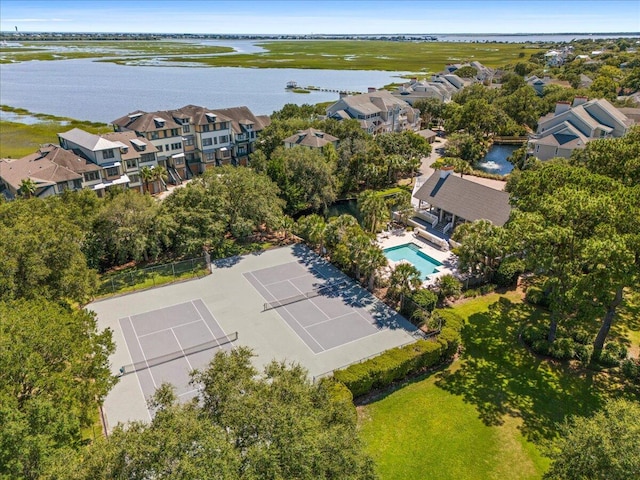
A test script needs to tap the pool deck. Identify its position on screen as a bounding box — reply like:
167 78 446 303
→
377 230 458 287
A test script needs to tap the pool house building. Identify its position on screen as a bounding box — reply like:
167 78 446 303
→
412 168 511 236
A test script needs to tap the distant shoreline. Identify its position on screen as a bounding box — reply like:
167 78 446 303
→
1 32 639 44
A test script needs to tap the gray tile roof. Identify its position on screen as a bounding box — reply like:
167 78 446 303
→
414 172 511 226
283 128 338 148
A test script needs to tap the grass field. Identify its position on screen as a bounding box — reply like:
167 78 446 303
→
0 107 111 158
357 291 633 480
2 39 543 74
164 41 542 73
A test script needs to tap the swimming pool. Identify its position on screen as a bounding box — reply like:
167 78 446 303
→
383 243 442 279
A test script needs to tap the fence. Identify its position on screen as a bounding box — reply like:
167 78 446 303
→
97 255 210 296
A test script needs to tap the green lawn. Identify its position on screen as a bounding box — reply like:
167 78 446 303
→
358 292 621 480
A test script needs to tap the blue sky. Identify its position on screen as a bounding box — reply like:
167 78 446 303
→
1 0 638 34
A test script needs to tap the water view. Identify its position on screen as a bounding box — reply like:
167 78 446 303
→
0 58 407 122
475 144 518 176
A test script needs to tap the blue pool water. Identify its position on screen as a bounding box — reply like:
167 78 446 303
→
383 243 443 279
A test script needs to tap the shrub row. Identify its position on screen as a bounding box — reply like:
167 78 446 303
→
333 310 464 397
521 324 627 366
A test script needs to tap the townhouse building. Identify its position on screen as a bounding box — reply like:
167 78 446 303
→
0 128 160 199
528 97 633 160
112 104 269 173
326 89 420 135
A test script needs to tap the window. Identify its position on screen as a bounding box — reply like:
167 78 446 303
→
182 125 190 133
58 183 69 193
201 124 211 132
175 157 184 165
171 142 182 150
129 174 140 183
166 144 171 151
150 131 159 140
219 135 229 144
73 179 82 189
157 145 163 152
184 136 194 146
84 171 100 182
203 137 213 146
140 153 155 163
126 159 137 169
106 166 119 177
204 152 215 162
171 128 180 136
103 149 115 159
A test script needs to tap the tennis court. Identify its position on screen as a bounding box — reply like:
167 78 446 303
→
243 259 403 354
93 244 417 428
118 299 236 410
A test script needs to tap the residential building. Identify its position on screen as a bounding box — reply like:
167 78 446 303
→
58 128 131 194
413 168 511 234
111 110 187 177
0 127 162 199
100 131 161 193
393 74 469 104
529 97 634 160
0 144 92 199
445 61 494 82
283 128 339 150
327 89 420 135
211 106 271 166
525 75 572 96
169 104 234 173
112 104 268 172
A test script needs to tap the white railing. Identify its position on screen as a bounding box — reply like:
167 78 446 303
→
414 228 449 250
443 222 453 234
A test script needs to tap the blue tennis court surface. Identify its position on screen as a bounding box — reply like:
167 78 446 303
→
118 299 235 412
243 259 410 354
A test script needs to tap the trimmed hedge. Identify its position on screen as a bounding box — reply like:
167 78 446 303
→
334 309 464 397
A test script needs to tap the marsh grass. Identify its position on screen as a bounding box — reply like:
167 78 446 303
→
167 40 543 72
0 107 111 158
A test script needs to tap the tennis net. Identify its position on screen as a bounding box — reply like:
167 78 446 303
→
263 280 348 311
119 331 238 375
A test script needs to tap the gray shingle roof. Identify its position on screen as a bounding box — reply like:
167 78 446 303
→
414 172 511 226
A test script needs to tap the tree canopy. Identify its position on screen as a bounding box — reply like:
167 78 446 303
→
54 348 377 480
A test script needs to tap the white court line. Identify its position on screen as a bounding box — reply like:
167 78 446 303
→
130 317 158 390
124 317 153 422
190 300 221 346
137 318 203 339
170 328 193 372
304 309 358 328
261 271 316 287
178 388 199 398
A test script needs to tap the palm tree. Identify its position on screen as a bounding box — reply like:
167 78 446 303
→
18 178 37 198
358 190 388 233
151 165 168 192
358 245 388 291
387 263 422 303
140 166 154 194
297 214 326 252
385 154 404 184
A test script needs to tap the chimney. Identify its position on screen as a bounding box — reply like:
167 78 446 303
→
368 87 377 93
440 165 455 179
572 96 588 107
555 101 571 115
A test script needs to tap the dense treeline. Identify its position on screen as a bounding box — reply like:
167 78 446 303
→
251 104 431 214
43 348 377 480
452 130 640 363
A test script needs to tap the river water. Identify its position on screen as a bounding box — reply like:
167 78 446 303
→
0 57 407 122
